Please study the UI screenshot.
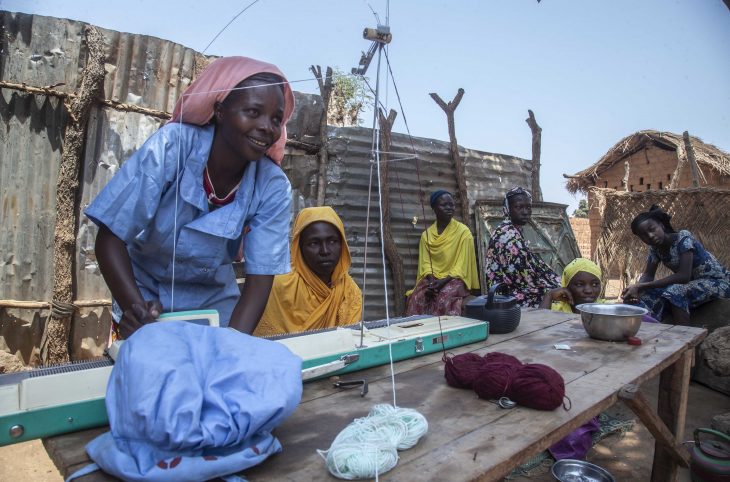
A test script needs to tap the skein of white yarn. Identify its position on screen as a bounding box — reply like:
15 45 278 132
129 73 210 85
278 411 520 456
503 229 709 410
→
318 404 429 480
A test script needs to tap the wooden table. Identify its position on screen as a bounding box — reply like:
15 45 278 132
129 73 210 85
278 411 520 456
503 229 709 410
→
44 310 706 481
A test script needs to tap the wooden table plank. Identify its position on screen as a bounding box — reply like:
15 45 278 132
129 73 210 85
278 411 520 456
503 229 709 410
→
41 311 706 482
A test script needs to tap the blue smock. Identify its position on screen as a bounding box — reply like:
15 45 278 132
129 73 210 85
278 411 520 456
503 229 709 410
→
85 123 292 326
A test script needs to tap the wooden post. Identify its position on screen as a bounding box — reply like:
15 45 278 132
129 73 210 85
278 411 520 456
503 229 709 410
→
430 89 471 229
623 160 630 191
525 110 543 201
310 65 333 206
378 109 406 316
618 384 690 469
652 349 694 481
40 26 107 364
683 131 701 188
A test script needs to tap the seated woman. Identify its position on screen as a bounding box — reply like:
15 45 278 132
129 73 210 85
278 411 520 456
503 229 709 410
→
539 258 602 313
405 190 480 316
484 187 560 307
622 205 730 324
253 206 362 336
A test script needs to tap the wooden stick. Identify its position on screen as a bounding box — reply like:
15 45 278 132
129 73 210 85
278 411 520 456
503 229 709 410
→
618 384 690 470
0 299 111 309
40 26 107 365
377 108 406 316
683 131 701 188
651 348 694 481
430 89 471 229
0 80 172 120
310 65 333 206
525 110 543 201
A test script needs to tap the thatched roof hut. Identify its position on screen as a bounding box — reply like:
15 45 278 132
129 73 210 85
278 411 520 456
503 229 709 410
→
566 130 730 195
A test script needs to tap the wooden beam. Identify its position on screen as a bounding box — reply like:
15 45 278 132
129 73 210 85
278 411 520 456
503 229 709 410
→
652 348 694 480
618 384 690 471
377 108 406 316
429 89 471 229
40 26 107 365
683 131 701 188
525 110 543 201
310 65 334 206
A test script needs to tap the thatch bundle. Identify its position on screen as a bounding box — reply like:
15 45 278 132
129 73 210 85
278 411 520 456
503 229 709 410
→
566 131 730 194
591 187 730 291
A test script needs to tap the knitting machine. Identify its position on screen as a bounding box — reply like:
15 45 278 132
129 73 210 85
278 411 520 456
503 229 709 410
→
0 312 487 446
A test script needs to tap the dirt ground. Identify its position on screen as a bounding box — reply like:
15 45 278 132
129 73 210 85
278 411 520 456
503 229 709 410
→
0 378 727 481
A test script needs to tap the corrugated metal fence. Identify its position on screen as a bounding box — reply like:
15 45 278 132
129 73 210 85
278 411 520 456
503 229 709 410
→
1 11 564 363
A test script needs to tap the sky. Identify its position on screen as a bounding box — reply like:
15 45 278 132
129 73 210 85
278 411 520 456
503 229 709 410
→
4 0 730 212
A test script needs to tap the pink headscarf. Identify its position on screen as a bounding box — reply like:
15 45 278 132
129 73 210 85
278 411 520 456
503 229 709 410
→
170 56 295 164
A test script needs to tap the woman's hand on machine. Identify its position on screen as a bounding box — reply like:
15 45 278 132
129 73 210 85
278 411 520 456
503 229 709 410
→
120 300 163 339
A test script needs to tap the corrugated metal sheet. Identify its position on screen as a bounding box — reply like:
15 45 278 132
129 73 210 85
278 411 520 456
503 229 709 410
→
1 11 539 358
283 126 533 320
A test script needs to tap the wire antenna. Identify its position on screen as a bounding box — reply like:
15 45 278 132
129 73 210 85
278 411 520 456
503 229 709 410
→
201 0 262 54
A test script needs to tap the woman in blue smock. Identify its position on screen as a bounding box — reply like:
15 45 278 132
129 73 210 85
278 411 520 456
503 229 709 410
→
86 56 295 338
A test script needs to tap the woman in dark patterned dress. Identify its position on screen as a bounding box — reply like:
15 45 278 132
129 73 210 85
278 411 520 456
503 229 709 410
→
484 187 560 307
622 205 730 323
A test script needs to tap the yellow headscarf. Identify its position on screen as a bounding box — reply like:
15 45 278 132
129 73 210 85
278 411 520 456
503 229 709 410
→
552 258 603 313
407 219 480 295
254 207 362 336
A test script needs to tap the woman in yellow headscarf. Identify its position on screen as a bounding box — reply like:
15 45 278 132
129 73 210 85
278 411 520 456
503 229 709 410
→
253 207 362 336
405 190 480 316
539 258 603 313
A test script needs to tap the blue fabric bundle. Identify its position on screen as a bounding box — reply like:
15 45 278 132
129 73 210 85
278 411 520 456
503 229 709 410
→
78 321 302 482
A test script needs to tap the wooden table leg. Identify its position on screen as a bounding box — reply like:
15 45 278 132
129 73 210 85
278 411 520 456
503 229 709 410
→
651 348 694 482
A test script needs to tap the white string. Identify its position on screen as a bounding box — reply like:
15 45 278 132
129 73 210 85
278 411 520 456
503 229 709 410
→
201 0 262 54
370 44 398 408
171 96 184 311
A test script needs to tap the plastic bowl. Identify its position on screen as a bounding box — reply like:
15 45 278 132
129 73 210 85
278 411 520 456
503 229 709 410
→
575 303 647 342
551 459 615 482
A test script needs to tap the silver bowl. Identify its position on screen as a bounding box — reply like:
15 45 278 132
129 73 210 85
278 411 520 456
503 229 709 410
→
575 303 646 342
551 459 615 482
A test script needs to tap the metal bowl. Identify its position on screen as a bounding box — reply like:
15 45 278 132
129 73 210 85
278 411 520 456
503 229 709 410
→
551 459 615 482
575 303 647 342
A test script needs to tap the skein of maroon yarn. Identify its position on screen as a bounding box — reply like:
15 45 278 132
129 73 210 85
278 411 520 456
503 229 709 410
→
443 353 487 389
472 362 520 400
509 363 565 411
484 352 522 367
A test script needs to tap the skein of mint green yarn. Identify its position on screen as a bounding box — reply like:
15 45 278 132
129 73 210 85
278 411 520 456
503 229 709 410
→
317 404 429 479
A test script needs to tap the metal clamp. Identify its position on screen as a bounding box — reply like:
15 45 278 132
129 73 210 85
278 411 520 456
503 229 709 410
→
333 379 369 397
489 397 516 409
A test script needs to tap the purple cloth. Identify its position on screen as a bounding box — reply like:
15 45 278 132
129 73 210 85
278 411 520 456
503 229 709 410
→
548 417 600 460
642 313 659 323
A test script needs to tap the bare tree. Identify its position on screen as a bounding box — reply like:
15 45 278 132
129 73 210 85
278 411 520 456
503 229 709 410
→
430 89 470 229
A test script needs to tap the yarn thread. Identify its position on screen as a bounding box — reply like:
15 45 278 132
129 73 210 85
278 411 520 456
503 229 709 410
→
317 404 429 480
446 351 567 411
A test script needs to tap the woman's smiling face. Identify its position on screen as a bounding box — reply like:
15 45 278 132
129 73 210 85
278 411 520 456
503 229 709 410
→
214 80 285 162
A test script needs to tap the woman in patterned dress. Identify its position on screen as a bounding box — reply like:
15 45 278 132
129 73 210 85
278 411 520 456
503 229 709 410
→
484 187 560 308
622 205 730 323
